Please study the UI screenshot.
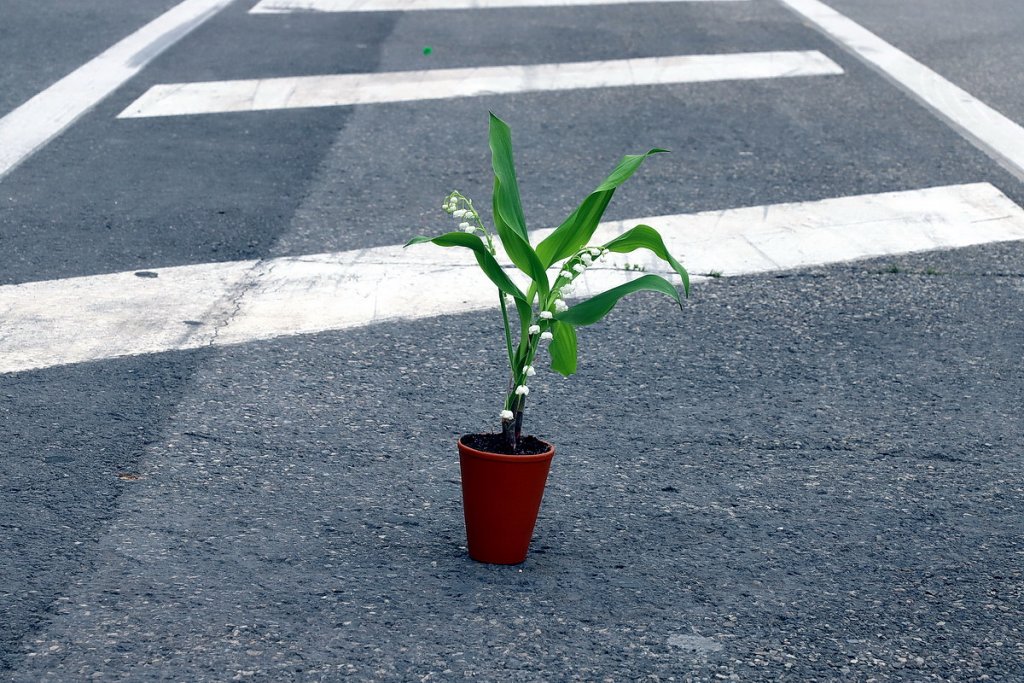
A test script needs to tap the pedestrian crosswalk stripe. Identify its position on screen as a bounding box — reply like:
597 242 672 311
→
117 51 843 118
250 0 747 13
780 0 1024 184
2 183 1022 375
0 0 233 181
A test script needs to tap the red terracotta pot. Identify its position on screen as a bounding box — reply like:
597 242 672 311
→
457 436 555 565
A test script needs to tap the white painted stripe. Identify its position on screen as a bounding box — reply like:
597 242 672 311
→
117 51 843 118
251 0 745 13
0 0 233 181
2 183 1022 374
778 0 1024 183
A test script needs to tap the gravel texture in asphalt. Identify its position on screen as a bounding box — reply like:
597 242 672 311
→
827 0 1024 128
3 1 1023 679
0 0 179 118
4 243 1021 681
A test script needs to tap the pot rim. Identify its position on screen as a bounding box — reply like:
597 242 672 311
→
458 434 555 463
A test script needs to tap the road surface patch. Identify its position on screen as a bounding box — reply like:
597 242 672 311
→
779 0 1024 183
1 183 1021 374
117 51 843 118
0 0 234 181
250 0 746 12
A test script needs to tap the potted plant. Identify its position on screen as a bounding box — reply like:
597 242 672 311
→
406 113 690 564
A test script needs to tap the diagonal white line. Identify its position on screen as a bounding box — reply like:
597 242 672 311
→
2 183 1023 375
117 51 844 118
250 0 747 12
777 0 1024 184
0 0 234 181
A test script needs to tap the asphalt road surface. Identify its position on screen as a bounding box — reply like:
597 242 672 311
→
1 0 1022 680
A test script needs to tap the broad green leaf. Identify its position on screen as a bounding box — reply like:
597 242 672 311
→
405 233 526 302
549 320 578 377
489 124 550 301
603 224 690 296
494 203 550 300
535 148 667 268
555 274 682 327
488 113 528 241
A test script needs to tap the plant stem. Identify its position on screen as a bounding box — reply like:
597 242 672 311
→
498 293 514 370
514 403 524 444
502 416 516 449
499 323 548 449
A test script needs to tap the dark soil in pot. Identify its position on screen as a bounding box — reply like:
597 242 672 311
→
462 433 550 456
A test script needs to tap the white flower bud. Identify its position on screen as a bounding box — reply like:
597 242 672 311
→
528 324 541 335
554 299 568 313
540 331 553 341
500 409 514 420
539 311 552 320
573 263 586 274
524 365 536 377
515 385 529 396
581 253 593 265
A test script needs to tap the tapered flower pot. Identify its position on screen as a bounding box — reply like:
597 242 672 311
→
457 435 555 565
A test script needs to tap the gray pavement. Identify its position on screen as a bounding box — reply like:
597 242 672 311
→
826 0 1024 126
1 0 1023 679
6 244 1023 680
0 0 179 118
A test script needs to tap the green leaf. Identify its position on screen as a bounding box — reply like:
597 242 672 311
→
548 320 578 377
488 113 528 241
603 224 690 296
488 117 550 301
405 233 526 301
535 148 667 268
555 274 682 326
509 239 550 301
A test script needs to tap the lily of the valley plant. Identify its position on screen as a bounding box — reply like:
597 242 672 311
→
407 114 690 451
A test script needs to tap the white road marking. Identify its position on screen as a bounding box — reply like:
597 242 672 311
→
0 0 234 181
251 0 745 13
778 0 1024 183
2 183 1022 374
117 51 843 118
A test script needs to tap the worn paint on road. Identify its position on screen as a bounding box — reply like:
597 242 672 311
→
118 51 843 118
779 0 1024 183
2 183 1022 374
250 0 746 12
0 0 233 180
